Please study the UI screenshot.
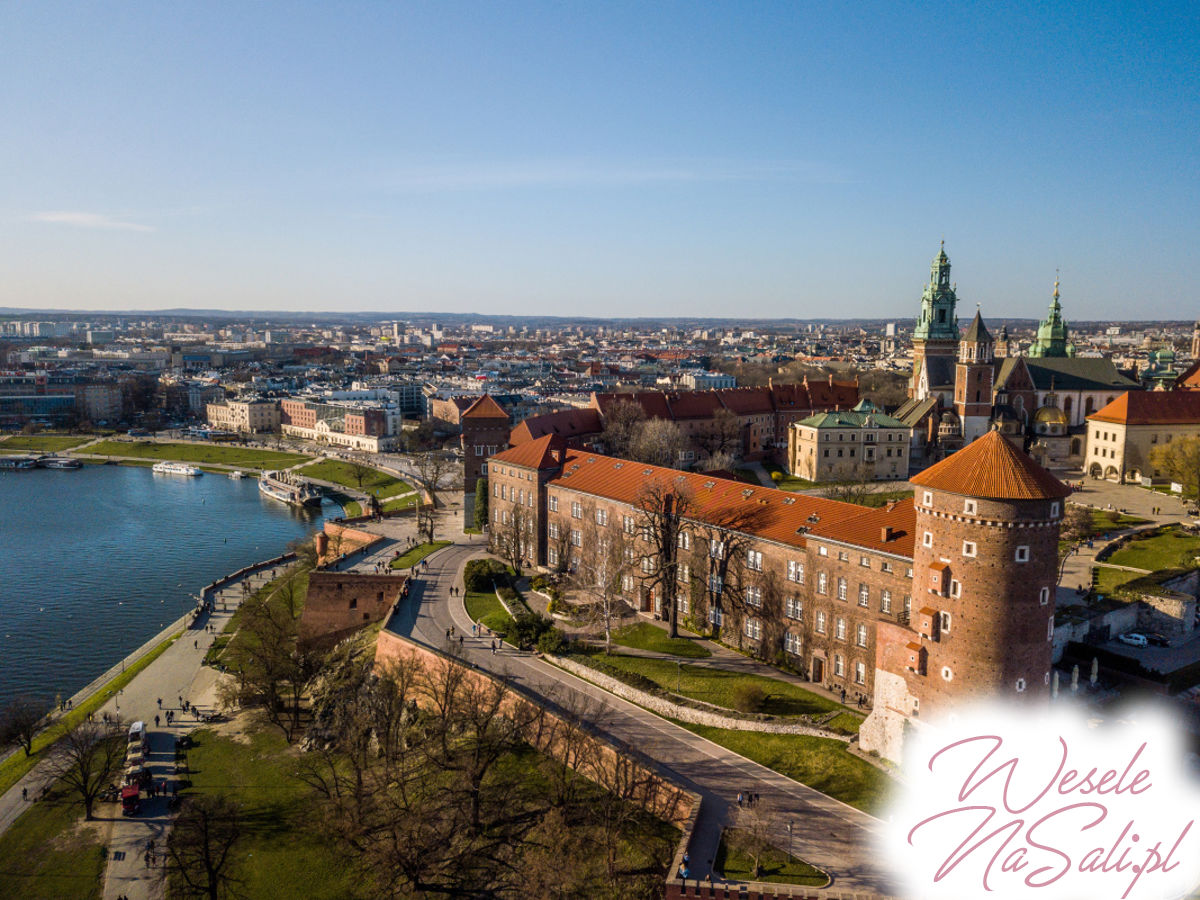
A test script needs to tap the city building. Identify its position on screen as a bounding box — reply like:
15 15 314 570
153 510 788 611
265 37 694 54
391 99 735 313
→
1085 391 1200 483
786 399 910 482
487 429 1066 761
206 398 281 434
460 394 511 495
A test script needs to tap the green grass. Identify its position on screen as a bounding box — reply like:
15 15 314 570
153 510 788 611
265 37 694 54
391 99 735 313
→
0 787 106 900
853 489 914 509
577 651 851 719
824 711 865 735
388 540 451 569
1106 526 1200 571
715 828 828 886
1093 566 1140 597
679 723 890 814
0 634 179 797
176 727 370 900
0 434 90 452
609 622 712 658
297 459 413 501
1090 509 1150 534
762 462 816 491
464 590 514 634
85 440 309 470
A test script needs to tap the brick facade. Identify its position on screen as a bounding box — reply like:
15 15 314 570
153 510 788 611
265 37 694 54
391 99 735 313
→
298 571 408 646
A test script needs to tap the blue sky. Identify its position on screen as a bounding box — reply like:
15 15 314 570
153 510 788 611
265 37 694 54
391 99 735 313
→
1 2 1196 319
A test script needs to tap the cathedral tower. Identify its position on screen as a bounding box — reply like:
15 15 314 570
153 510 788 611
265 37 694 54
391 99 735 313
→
954 308 994 443
910 242 961 400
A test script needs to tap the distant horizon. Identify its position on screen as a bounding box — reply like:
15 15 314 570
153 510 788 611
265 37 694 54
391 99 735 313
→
2 4 1195 318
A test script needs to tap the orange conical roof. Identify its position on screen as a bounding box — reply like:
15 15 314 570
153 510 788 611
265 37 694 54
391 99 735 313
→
911 430 1070 500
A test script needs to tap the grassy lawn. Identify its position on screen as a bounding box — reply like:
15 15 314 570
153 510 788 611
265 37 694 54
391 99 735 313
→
177 727 370 900
577 651 851 719
219 566 311 667
464 590 514 634
763 462 816 491
86 440 309 469
854 488 914 509
1090 509 1150 534
1106 527 1200 571
297 459 413 500
1093 566 1140 597
609 622 712 658
389 540 452 569
0 634 178 797
0 434 90 452
0 789 105 900
715 828 828 886
679 723 890 814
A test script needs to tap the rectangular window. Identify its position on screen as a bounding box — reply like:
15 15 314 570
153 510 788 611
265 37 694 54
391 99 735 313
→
621 574 635 593
837 577 847 601
785 632 802 655
860 555 870 567
834 654 845 677
923 491 933 506
881 589 892 613
1040 586 1050 606
881 561 892 573
678 563 690 583
858 583 869 607
710 540 725 559
744 617 761 640
785 596 803 620
838 551 849 562
571 501 582 519
950 579 961 599
595 508 608 526
818 546 828 557
817 572 828 594
548 522 560 539
677 530 690 550
836 617 847 641
708 606 723 626
746 585 763 607
1050 502 1060 518
493 482 499 497
787 560 805 584
856 623 868 647
709 574 723 593
923 531 933 548
1016 545 1030 563
963 541 977 558
815 611 827 634
641 557 653 573
964 499 977 515
678 594 690 615
747 549 763 571
940 611 951 634
854 661 866 685
500 484 507 501
548 495 558 512
570 529 582 547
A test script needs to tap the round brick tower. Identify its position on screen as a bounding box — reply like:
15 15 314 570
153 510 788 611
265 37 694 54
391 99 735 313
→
908 430 1070 714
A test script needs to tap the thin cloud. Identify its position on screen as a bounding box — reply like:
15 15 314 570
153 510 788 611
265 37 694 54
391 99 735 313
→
382 159 854 192
31 211 154 232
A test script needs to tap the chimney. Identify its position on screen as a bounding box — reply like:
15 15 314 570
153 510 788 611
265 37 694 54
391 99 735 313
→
881 525 894 542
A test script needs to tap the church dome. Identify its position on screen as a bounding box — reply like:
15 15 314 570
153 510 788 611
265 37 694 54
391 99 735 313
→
1034 405 1068 427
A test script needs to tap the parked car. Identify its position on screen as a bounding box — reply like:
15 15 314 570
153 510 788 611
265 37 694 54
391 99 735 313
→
1118 633 1148 648
1146 633 1170 647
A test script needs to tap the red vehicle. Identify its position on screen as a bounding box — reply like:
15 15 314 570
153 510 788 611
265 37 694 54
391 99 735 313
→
121 785 141 816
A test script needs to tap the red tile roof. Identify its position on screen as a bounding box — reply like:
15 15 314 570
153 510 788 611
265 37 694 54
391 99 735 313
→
510 408 603 445
911 431 1070 500
490 434 566 470
1088 390 1200 425
461 394 510 421
543 449 914 556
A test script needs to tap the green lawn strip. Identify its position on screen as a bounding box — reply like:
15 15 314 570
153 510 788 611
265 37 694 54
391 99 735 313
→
219 567 311 666
388 541 452 569
609 622 712 658
824 711 864 735
762 462 816 491
0 789 106 900
1105 527 1200 571
715 828 829 886
380 493 419 513
574 651 848 719
85 440 309 469
176 727 369 900
678 722 890 815
0 634 179 797
0 434 91 452
296 459 413 500
1089 509 1149 534
464 590 514 634
1093 566 1140 597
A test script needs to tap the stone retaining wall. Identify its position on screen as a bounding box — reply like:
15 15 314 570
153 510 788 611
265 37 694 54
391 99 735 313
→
551 655 852 741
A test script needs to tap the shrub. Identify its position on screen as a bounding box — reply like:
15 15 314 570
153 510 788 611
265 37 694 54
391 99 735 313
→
530 574 550 592
464 558 506 593
732 683 767 713
497 585 519 602
506 612 554 650
536 628 566 655
770 470 783 483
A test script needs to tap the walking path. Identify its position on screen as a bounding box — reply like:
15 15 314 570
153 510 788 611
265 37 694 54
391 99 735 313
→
383 542 893 896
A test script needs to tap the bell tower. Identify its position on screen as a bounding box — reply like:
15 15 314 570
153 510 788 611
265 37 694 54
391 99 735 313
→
910 242 961 399
954 307 994 443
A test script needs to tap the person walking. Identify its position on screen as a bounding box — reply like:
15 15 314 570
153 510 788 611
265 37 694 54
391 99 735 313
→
157 697 162 708
490 640 497 655
155 714 160 727
21 787 27 801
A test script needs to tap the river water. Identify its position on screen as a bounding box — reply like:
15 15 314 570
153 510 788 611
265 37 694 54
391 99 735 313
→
0 464 328 707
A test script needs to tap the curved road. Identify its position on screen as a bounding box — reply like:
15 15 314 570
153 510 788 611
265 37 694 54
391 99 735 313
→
384 540 895 896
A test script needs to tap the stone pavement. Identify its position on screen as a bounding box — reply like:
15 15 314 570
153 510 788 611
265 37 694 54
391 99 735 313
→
384 542 894 896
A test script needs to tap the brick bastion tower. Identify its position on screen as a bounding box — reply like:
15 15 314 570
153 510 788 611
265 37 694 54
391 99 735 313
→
859 430 1070 761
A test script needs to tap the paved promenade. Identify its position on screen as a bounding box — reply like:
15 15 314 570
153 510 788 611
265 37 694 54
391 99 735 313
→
384 541 894 897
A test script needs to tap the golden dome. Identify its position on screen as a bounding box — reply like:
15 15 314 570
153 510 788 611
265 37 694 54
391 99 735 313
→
1034 405 1068 426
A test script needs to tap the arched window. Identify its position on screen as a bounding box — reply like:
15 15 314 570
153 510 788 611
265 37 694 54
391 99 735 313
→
1064 396 1073 417
1085 397 1094 415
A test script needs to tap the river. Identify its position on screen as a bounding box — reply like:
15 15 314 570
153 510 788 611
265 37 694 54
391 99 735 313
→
0 464 329 707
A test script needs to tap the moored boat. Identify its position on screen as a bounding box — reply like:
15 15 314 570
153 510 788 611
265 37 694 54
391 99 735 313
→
0 455 39 470
258 470 322 507
228 470 247 479
151 461 203 476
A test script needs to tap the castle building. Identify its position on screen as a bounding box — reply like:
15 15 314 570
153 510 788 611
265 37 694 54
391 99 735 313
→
459 394 511 496
908 242 961 404
487 429 1067 761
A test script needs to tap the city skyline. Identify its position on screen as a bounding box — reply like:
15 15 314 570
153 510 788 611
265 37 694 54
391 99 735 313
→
2 2 1196 319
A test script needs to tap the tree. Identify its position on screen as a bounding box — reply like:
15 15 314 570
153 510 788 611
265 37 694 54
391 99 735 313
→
600 400 646 459
629 418 688 468
493 502 535 573
0 695 47 757
45 719 125 820
631 478 695 638
414 451 455 545
820 478 884 507
473 476 489 530
1151 437 1200 498
347 458 374 490
1059 504 1093 560
730 798 776 879
167 795 245 900
696 407 744 462
571 511 633 653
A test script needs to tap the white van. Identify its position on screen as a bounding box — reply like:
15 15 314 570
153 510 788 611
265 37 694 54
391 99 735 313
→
127 721 145 744
1117 633 1148 648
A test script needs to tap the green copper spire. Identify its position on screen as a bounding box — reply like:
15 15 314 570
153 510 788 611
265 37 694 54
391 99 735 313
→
911 241 960 342
1028 277 1071 358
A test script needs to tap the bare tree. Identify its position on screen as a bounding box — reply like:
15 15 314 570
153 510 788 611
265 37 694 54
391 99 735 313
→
167 795 245 900
493 502 535 573
599 399 646 459
820 478 884 507
730 798 776 879
0 695 47 757
347 457 374 490
696 407 744 461
414 451 454 544
629 418 689 468
45 719 125 820
571 512 633 653
631 477 694 638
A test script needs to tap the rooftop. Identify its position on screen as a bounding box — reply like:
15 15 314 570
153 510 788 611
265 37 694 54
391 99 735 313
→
911 430 1070 500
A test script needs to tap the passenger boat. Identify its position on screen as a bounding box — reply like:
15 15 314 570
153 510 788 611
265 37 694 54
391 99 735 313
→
39 456 82 469
0 455 39 470
258 470 322 507
151 461 203 476
228 470 247 479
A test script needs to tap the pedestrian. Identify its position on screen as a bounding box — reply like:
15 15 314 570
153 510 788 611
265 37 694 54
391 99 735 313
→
194 639 198 649
446 627 451 640
155 714 160 727
737 791 743 807
490 640 497 655
472 623 477 637
157 697 162 708
458 635 464 648
22 787 27 801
